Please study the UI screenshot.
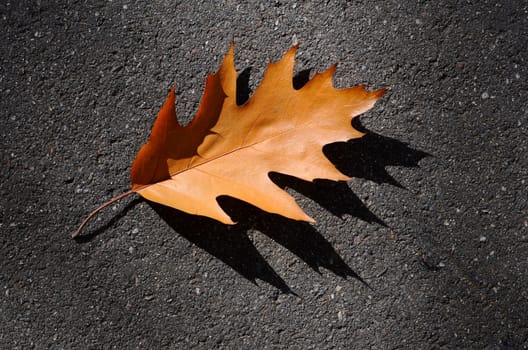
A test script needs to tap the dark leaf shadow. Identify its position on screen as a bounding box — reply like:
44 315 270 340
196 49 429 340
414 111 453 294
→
149 201 295 294
217 196 367 285
293 68 312 90
270 173 386 226
236 67 252 105
324 118 431 188
150 195 368 294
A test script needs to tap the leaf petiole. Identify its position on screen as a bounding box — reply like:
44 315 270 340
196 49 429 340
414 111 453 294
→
71 190 136 238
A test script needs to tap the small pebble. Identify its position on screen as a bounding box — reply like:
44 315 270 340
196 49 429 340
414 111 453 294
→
481 92 489 99
337 310 344 321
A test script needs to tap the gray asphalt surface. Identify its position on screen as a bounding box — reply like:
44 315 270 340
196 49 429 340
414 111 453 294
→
1 1 527 349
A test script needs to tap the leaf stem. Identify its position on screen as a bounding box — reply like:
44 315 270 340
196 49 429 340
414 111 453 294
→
71 190 136 238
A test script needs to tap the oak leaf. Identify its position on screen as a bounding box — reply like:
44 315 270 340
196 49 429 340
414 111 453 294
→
73 44 385 237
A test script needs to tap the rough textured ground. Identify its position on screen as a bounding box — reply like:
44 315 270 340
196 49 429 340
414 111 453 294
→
1 1 527 349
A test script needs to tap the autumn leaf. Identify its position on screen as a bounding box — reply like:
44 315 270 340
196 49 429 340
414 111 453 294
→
73 44 386 237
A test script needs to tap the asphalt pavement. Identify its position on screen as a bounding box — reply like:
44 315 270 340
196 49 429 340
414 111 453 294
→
1 1 527 349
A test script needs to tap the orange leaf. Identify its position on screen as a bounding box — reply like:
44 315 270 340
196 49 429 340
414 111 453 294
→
130 44 385 224
72 44 385 237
